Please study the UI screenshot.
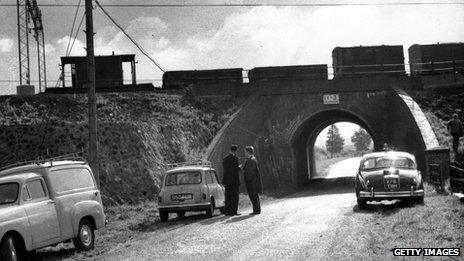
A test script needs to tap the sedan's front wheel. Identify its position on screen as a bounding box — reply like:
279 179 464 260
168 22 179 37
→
357 198 367 209
73 219 95 251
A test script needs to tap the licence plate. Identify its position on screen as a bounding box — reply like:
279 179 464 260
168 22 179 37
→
171 194 193 201
385 178 399 189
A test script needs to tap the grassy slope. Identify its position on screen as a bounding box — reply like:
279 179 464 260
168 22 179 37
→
0 92 244 204
412 89 464 160
326 185 464 260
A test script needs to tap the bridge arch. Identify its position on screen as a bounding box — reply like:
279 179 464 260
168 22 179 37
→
291 109 378 185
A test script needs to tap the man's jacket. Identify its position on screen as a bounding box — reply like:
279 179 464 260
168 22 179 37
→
243 155 263 193
222 153 240 186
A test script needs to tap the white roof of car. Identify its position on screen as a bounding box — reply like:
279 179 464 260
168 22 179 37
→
361 151 415 161
166 165 211 173
0 172 41 183
0 160 87 177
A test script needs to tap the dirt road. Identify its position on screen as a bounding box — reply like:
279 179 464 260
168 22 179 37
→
324 157 361 179
101 179 356 261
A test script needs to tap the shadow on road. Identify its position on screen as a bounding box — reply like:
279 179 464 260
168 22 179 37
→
223 214 255 224
30 246 77 261
353 199 422 215
282 177 355 199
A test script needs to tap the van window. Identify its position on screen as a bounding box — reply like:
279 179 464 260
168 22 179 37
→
49 168 95 193
23 180 47 201
0 183 19 204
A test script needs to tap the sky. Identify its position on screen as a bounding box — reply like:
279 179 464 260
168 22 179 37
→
0 0 463 94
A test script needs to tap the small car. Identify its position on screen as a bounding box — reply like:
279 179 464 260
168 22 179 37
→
0 155 105 260
355 151 424 208
157 162 225 222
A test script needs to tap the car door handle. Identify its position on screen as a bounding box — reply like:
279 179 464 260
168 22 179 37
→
47 200 55 205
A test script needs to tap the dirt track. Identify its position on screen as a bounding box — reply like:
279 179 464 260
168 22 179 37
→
99 178 357 261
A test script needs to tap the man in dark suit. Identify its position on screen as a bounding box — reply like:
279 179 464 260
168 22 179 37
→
242 146 263 215
222 145 241 215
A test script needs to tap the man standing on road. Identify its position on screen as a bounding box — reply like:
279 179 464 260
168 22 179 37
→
222 145 241 216
242 146 262 215
448 113 463 153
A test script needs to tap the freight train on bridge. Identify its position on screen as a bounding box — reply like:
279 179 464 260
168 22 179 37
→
161 42 464 95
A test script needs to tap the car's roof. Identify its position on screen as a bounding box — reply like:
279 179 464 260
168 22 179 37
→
361 151 415 161
0 172 41 183
0 160 88 177
166 166 212 173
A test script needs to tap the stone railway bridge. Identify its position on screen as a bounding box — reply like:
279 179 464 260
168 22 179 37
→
204 76 439 189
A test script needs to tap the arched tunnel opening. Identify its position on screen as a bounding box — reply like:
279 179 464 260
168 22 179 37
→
292 109 379 187
311 122 374 180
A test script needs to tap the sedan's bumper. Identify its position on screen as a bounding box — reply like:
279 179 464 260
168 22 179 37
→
158 202 210 212
359 188 424 199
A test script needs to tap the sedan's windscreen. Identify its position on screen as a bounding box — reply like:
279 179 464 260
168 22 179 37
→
0 183 19 204
165 172 202 186
361 156 416 170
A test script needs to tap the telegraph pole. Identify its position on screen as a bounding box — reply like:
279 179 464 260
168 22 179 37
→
85 0 99 187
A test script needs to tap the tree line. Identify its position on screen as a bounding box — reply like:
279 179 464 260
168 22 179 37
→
325 124 372 158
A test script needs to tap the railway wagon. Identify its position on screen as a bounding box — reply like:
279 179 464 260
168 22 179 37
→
409 43 464 75
332 45 405 78
162 68 243 89
247 65 328 83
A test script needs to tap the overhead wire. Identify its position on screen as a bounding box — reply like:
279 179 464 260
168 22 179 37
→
94 0 166 73
1 2 464 7
65 0 82 57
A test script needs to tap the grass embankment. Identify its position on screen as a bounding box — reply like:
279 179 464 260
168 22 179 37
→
327 184 464 260
0 92 244 204
412 89 464 160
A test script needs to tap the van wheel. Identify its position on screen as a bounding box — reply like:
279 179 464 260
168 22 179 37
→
73 219 95 251
206 200 214 218
1 236 20 261
159 210 169 222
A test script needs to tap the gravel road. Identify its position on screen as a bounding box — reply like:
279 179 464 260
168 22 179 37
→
103 177 357 261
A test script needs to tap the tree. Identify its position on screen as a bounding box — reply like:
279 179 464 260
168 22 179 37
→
326 124 344 158
351 127 372 153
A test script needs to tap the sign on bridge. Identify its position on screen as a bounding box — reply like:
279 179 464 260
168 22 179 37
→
323 94 339 105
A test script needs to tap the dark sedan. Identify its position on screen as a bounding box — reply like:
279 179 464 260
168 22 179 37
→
355 151 424 208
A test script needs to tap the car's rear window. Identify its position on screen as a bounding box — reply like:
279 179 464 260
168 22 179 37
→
0 183 19 205
49 168 95 193
165 172 202 186
361 156 416 170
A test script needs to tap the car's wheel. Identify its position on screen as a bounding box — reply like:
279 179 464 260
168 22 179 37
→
0 236 21 261
73 219 95 251
159 210 169 222
176 211 186 218
206 199 214 218
219 206 225 215
357 198 367 209
415 196 424 205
